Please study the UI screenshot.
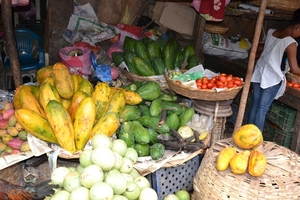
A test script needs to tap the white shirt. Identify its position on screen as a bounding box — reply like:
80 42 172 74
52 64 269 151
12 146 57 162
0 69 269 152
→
251 29 297 99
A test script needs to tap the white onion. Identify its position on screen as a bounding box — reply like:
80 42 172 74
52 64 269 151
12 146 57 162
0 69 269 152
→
122 181 141 200
113 152 124 170
119 157 133 174
89 182 114 200
50 190 70 200
91 146 116 171
139 188 158 200
80 164 103 189
91 134 112 149
164 194 180 200
105 170 127 195
134 176 151 190
63 171 82 192
69 186 89 200
51 167 71 187
111 139 127 157
79 149 93 167
124 148 138 163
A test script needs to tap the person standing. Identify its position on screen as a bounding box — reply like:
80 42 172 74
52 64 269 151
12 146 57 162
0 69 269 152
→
248 8 300 131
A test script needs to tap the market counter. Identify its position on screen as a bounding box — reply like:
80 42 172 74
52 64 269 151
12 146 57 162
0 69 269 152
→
203 54 300 154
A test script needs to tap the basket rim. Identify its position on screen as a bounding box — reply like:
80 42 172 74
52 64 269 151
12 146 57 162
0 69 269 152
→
164 73 243 101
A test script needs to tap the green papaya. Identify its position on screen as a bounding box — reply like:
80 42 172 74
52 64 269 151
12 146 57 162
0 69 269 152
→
129 120 150 144
111 52 125 67
124 52 139 74
119 105 141 122
123 36 137 54
150 143 165 160
161 100 183 115
159 92 177 102
136 81 161 101
138 115 160 129
186 55 200 69
133 57 155 76
134 143 150 157
150 98 163 117
117 122 135 148
179 107 195 127
135 40 151 63
165 113 180 130
174 50 184 69
162 40 175 70
147 128 159 145
152 57 165 75
146 39 161 60
183 44 195 61
139 103 151 116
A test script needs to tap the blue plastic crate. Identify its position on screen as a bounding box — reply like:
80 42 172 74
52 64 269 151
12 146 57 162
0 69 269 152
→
146 155 201 199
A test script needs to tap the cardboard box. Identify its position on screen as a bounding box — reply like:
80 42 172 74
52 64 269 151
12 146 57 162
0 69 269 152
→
152 2 196 36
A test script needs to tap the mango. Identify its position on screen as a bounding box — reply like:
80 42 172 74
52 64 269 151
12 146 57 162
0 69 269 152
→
8 138 23 150
7 127 19 137
15 122 24 131
3 102 14 111
18 130 28 141
8 114 17 127
0 119 9 129
11 149 21 154
20 141 31 152
2 134 13 144
1 152 10 157
0 142 7 152
0 129 8 138
4 146 12 153
3 109 15 120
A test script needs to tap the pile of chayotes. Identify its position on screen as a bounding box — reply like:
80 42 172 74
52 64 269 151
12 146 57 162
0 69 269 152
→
12 62 203 158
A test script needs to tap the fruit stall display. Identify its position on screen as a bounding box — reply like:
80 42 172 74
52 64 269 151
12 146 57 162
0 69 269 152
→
192 124 300 200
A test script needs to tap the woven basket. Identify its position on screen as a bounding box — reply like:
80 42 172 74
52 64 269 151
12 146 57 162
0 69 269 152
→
192 138 300 200
204 24 229 35
120 69 169 89
164 74 243 101
249 0 300 11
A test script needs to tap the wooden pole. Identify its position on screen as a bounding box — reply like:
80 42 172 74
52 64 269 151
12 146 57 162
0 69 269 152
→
1 0 22 88
233 0 268 133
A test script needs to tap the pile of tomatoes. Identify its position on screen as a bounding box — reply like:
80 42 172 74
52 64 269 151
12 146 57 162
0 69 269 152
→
287 80 300 90
195 73 243 90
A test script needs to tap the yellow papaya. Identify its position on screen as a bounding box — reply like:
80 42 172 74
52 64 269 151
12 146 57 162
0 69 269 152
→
106 90 126 115
248 149 267 177
216 147 237 171
73 97 96 150
72 74 80 93
42 75 55 86
45 100 76 153
92 82 112 122
233 124 263 150
77 79 93 97
19 86 46 118
91 112 120 138
61 98 72 110
15 108 58 144
229 150 251 175
112 87 142 105
30 85 40 100
68 91 89 122
14 85 30 109
36 65 53 85
39 82 61 110
53 62 74 99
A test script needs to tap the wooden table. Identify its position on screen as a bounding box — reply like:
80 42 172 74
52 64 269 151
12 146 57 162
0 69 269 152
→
203 55 300 154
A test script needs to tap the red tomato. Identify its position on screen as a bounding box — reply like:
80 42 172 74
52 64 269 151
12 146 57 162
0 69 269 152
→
207 81 214 89
201 84 208 89
219 76 227 84
215 80 224 88
293 83 300 88
226 74 233 81
227 82 234 88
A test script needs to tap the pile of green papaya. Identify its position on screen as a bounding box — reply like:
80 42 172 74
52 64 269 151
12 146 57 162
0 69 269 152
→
112 36 200 76
116 80 195 160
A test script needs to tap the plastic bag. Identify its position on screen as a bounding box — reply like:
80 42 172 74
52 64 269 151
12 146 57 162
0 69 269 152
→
58 46 92 77
120 4 130 24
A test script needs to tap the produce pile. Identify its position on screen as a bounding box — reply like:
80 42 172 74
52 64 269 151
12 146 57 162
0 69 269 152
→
0 102 31 157
112 36 200 76
216 124 267 177
48 134 191 200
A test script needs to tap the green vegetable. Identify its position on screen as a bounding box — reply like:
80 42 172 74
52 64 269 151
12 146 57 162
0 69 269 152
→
174 50 184 69
161 100 183 115
168 38 181 51
183 44 195 61
123 36 136 54
150 143 165 160
155 123 170 134
162 40 175 70
179 107 195 127
186 55 200 70
117 122 135 148
159 92 177 102
133 57 155 76
135 40 151 63
124 52 139 74
111 52 125 67
147 128 159 145
146 39 161 60
129 121 150 144
138 103 151 116
119 105 141 122
150 98 163 117
165 113 180 130
138 115 160 129
152 57 165 75
134 143 150 157
136 81 161 101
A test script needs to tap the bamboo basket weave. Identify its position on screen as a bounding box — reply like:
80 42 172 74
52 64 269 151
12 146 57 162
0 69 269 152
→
249 0 300 11
164 74 243 101
192 138 300 200
120 69 169 89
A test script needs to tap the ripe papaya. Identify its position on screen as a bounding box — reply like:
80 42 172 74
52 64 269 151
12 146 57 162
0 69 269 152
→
92 82 112 122
68 90 89 122
91 111 120 138
112 87 142 105
36 65 53 85
74 97 96 150
15 108 58 144
39 82 61 111
52 62 75 99
106 90 126 115
45 100 76 153
77 79 93 97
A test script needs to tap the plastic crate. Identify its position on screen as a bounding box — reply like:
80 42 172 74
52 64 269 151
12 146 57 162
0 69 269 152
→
263 120 293 148
146 155 201 199
266 100 296 132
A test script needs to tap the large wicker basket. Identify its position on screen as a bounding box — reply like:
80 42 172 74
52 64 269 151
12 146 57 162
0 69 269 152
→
249 0 300 11
192 138 300 200
164 74 243 101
